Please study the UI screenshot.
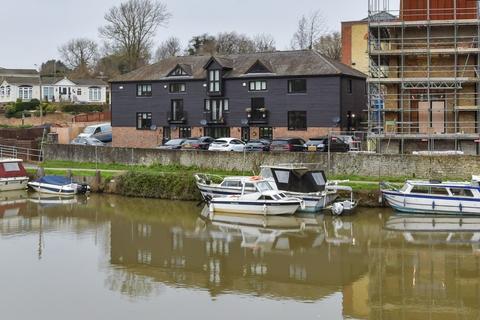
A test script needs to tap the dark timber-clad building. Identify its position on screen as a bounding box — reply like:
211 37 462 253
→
110 50 367 148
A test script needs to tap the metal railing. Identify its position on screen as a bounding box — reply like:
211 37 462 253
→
0 144 43 161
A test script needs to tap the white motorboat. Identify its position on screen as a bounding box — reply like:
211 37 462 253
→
28 176 90 195
207 177 303 216
0 159 29 192
381 176 480 215
194 174 255 198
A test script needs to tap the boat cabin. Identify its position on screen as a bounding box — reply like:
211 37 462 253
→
260 165 327 193
400 180 480 198
0 159 27 179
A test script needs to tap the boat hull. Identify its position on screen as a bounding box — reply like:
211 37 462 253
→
0 177 29 192
382 190 480 215
209 200 300 216
284 192 337 213
28 182 78 195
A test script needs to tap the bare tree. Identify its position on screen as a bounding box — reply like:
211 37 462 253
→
99 0 171 72
291 10 328 50
253 34 276 52
216 32 255 55
315 32 342 61
58 38 98 75
154 37 182 61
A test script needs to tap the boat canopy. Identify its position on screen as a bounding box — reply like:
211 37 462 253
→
260 166 326 193
0 160 27 178
36 176 73 185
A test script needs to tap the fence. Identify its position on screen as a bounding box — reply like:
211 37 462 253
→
0 144 43 161
72 112 111 123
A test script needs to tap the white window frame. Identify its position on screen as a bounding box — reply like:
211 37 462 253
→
43 86 54 101
19 86 33 101
89 87 101 102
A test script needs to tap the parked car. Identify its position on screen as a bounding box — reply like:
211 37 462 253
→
335 135 361 151
244 139 271 152
181 136 215 150
270 138 306 152
70 137 105 146
157 139 186 150
78 123 112 143
208 138 246 152
305 136 350 152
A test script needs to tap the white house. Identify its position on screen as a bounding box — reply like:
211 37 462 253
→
0 68 41 104
41 77 109 104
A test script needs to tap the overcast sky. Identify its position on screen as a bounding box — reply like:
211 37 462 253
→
1 0 374 69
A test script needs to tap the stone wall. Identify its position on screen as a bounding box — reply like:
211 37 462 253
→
43 143 480 179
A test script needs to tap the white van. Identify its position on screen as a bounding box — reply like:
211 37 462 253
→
77 123 112 143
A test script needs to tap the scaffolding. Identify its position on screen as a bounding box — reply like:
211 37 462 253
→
367 0 480 154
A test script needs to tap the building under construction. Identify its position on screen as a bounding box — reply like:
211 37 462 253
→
368 0 480 154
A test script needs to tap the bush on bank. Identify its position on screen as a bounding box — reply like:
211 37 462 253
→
116 171 201 201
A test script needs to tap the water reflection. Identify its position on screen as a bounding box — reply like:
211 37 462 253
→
0 195 479 319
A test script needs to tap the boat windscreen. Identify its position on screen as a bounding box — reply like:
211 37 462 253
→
270 168 326 193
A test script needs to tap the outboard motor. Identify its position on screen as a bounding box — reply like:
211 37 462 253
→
77 183 91 194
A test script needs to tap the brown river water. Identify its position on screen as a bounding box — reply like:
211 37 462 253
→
0 192 479 320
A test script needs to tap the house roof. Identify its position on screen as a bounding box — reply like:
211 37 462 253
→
0 68 39 76
362 11 398 22
111 50 367 82
1 76 40 86
41 77 108 86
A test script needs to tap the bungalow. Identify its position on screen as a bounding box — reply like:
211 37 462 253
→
40 77 109 104
110 50 367 148
0 68 41 104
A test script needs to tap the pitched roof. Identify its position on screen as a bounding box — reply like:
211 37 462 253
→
111 50 366 82
1 76 40 86
0 68 39 76
362 11 398 22
41 77 108 86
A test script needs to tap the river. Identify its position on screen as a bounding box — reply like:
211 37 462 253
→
0 192 479 320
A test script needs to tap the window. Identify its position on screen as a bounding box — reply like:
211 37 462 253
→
137 112 152 130
208 70 221 93
77 88 82 95
0 86 4 98
450 188 474 197
348 79 353 94
288 111 307 131
249 80 267 91
3 162 20 172
288 79 307 93
179 127 191 138
18 86 33 101
171 99 184 121
89 87 101 101
169 83 186 93
163 126 171 142
259 127 273 140
205 99 229 122
170 66 188 76
5 86 10 97
43 86 54 101
204 127 230 139
137 84 152 97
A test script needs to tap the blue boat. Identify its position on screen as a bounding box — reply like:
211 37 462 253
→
28 176 90 195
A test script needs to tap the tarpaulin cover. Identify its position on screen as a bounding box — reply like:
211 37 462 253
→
36 176 73 185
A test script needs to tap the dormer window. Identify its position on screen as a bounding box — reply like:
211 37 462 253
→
208 70 221 93
168 64 191 77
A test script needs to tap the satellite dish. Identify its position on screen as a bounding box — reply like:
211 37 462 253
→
200 120 207 126
150 125 157 131
241 119 249 126
332 117 341 124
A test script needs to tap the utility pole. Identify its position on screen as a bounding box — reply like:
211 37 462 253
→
34 64 43 125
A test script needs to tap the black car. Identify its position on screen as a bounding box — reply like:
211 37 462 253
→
305 136 350 152
181 136 215 150
156 139 187 150
244 139 271 152
270 138 306 152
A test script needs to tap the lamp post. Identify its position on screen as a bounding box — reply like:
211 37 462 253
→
34 64 43 125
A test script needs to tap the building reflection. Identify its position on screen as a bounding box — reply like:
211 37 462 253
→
369 214 480 320
110 207 373 302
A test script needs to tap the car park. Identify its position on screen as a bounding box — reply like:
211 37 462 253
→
305 136 350 152
157 139 187 150
270 138 306 152
181 136 215 150
244 139 271 152
70 137 105 146
208 138 246 152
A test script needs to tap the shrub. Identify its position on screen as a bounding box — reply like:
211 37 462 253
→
61 104 106 114
5 99 40 118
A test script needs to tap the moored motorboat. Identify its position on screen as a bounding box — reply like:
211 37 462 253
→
194 174 255 199
381 177 480 215
0 159 29 191
207 177 303 216
28 176 90 195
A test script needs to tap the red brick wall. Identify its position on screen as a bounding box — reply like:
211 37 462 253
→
112 127 163 148
341 23 352 66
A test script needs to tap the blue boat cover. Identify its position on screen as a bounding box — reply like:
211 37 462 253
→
36 176 73 185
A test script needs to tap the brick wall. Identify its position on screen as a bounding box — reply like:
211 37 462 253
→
112 127 163 148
